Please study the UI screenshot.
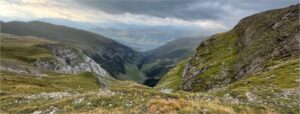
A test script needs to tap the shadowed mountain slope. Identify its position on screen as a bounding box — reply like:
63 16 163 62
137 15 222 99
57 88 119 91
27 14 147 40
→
140 37 203 86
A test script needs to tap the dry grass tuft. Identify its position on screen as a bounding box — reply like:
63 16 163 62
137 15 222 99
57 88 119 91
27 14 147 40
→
76 107 140 114
148 97 186 114
147 97 236 114
240 107 277 114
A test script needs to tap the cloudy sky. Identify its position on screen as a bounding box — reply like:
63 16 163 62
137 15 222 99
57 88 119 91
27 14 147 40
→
1 0 297 30
0 0 298 51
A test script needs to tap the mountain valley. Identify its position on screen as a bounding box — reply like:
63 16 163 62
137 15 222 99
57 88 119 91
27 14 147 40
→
0 4 299 114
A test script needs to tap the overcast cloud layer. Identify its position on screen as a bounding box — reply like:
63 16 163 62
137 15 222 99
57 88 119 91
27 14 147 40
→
64 0 298 27
74 0 297 20
1 0 297 29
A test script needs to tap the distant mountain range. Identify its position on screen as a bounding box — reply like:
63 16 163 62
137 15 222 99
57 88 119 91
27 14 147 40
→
91 27 202 51
33 18 205 51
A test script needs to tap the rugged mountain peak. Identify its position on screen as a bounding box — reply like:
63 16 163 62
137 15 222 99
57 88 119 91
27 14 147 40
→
233 4 299 78
181 4 299 91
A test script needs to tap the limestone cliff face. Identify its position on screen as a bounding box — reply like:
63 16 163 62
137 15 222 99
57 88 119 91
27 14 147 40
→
181 5 299 91
33 44 109 78
0 34 110 78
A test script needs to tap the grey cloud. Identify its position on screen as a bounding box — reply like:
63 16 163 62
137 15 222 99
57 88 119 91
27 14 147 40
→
71 0 297 21
71 0 225 20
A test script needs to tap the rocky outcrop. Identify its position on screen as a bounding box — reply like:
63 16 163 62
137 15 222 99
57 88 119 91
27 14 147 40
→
33 44 109 77
233 4 299 79
0 61 47 76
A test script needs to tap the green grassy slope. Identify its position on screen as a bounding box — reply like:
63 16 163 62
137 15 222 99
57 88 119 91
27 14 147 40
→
0 71 100 94
0 35 57 78
1 35 51 65
182 4 299 92
212 57 300 113
155 60 188 90
184 31 239 91
158 4 300 113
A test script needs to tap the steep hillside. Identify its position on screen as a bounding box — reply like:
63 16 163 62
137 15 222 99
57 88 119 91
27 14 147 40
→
0 21 144 81
139 38 203 86
182 4 299 91
176 4 299 113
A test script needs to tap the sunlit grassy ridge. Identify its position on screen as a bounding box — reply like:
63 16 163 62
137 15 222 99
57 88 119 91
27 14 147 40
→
1 34 52 66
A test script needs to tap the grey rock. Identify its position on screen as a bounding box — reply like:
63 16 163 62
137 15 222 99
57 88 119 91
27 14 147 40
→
34 44 109 78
